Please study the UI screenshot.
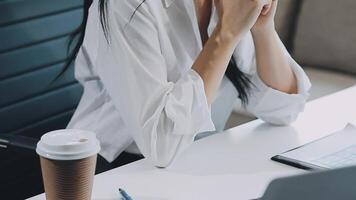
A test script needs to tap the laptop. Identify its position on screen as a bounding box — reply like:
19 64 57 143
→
258 165 356 200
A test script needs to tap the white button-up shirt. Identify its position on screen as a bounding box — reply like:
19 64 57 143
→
68 0 311 167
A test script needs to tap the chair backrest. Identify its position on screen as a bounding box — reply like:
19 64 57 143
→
275 0 301 49
0 0 84 139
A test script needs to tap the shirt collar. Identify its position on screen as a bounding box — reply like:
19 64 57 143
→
162 0 177 8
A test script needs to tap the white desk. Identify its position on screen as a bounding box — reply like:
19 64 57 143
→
29 86 356 200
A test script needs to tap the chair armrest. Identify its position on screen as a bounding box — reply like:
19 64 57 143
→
0 134 38 154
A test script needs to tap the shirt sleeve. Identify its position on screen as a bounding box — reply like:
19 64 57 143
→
234 32 312 125
95 1 215 167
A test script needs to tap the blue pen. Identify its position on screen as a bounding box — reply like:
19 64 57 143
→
119 188 133 200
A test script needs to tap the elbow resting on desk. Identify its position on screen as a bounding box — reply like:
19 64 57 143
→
136 78 215 168
151 151 176 168
140 106 200 168
246 87 310 126
145 130 188 168
256 101 307 126
260 113 299 126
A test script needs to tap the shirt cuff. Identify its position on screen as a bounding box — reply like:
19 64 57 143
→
183 69 216 134
248 59 311 114
188 69 215 133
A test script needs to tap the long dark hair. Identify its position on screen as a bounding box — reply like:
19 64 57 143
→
62 0 251 104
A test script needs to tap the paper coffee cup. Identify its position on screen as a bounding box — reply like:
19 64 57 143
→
36 129 100 200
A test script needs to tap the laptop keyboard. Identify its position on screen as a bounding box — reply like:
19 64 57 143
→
312 145 356 168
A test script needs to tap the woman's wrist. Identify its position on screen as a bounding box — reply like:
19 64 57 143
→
251 25 276 39
251 27 277 45
192 23 245 104
213 22 244 48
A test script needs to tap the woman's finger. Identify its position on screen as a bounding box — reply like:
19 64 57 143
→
261 0 278 16
270 0 279 15
261 4 271 15
259 0 273 15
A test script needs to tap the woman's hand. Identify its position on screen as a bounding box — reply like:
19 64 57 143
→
252 0 278 34
214 0 272 43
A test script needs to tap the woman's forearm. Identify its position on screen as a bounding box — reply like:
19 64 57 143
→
252 29 298 94
192 26 242 105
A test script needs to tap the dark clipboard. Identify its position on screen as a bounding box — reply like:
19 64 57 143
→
271 155 325 170
271 133 336 170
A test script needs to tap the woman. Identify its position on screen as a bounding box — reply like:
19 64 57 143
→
67 0 311 168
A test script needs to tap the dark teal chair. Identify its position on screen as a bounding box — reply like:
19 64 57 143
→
0 1 84 199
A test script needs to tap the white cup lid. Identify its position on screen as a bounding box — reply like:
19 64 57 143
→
36 129 101 160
